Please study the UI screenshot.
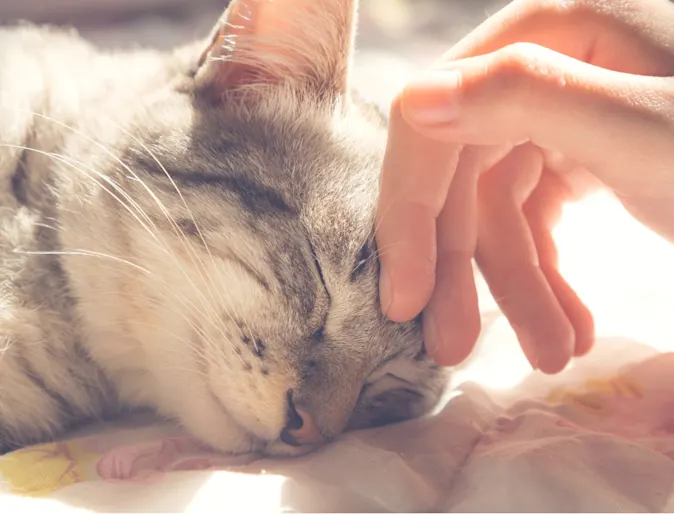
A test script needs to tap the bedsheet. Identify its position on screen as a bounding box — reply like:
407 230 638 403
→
1 337 674 512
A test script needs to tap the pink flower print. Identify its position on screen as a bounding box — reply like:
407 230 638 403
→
95 437 259 483
96 437 205 483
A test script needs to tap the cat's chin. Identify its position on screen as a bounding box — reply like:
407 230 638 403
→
172 394 317 457
189 424 319 458
262 439 322 458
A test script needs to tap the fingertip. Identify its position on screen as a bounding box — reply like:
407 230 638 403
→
528 322 575 375
573 308 595 357
376 205 438 322
542 267 596 358
536 355 570 375
568 296 595 358
424 309 481 367
422 256 482 367
569 294 595 358
378 264 394 316
380 259 436 323
385 303 424 324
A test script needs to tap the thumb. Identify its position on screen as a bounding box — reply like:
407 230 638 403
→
400 42 674 195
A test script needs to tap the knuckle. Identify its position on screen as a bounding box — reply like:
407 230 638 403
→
520 0 625 35
490 43 543 94
494 42 547 80
487 43 568 125
519 0 589 18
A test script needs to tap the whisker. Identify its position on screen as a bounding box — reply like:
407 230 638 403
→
127 136 253 354
15 249 152 275
25 110 251 349
41 246 248 369
3 111 250 369
2 117 221 329
1 144 165 252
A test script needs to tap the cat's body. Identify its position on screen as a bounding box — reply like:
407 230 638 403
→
0 0 449 456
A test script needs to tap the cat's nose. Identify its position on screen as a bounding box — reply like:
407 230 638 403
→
280 390 324 447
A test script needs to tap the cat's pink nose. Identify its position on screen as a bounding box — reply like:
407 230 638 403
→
280 392 324 447
282 409 324 446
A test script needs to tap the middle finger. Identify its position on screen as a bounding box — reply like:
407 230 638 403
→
476 144 574 373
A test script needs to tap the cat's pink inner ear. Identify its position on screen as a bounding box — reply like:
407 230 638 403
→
197 0 358 98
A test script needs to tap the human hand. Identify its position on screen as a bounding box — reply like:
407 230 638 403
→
376 0 674 373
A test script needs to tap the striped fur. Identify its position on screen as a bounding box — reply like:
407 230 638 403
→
0 0 450 456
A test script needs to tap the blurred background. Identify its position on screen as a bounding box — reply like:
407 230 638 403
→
0 0 508 104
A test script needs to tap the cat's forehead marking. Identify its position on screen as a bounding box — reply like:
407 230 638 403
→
141 161 297 217
269 243 319 317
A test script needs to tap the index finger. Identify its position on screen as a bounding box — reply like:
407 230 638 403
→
436 0 674 76
375 96 461 322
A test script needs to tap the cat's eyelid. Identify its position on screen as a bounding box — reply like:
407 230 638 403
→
362 373 424 398
306 238 329 297
383 373 417 388
350 241 374 282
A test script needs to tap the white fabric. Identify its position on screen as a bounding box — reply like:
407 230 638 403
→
2 338 674 512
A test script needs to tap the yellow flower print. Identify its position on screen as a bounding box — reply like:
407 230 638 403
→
546 374 644 417
0 441 96 497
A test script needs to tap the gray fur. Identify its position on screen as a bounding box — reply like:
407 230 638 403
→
0 0 450 456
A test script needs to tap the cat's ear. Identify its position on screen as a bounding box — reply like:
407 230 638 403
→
195 0 358 100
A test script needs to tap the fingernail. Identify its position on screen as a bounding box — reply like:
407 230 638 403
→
423 313 444 360
402 70 463 126
379 266 394 315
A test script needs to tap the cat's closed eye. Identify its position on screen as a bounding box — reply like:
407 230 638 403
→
348 378 429 431
350 241 375 282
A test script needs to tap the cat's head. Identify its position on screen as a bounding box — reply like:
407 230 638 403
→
84 0 450 455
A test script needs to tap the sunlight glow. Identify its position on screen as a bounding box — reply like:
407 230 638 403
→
185 471 288 513
456 191 674 391
554 191 674 353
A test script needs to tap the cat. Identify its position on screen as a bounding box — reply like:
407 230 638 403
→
0 0 450 457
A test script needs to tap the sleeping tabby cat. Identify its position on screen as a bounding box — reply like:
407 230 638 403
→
0 0 449 456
